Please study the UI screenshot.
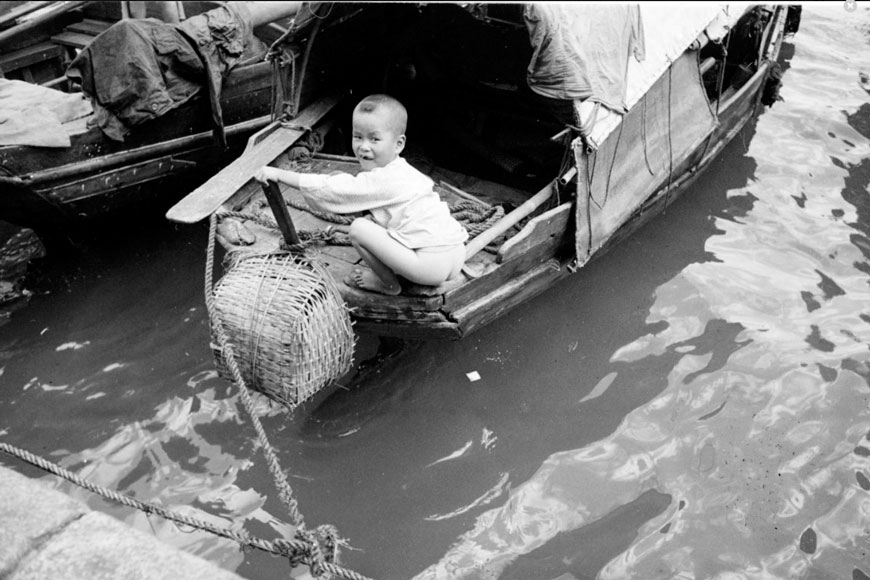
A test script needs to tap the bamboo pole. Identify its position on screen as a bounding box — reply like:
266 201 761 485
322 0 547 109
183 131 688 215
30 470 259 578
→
464 183 554 260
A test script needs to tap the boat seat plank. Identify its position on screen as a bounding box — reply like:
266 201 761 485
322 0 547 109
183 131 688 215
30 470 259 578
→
65 18 111 36
325 257 444 313
0 42 65 74
50 31 95 49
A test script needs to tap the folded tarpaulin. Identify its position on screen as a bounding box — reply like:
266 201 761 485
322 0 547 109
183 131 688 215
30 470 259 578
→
66 1 262 142
0 78 92 147
523 4 645 113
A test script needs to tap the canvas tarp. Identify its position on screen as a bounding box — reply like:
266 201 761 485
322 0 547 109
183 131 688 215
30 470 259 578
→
66 1 263 143
567 4 752 264
523 4 645 112
0 78 92 147
573 3 751 149
573 48 717 263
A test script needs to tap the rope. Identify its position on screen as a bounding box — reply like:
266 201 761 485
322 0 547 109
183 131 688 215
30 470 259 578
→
205 214 376 580
640 97 655 176
0 442 374 580
207 215 303 525
449 200 505 238
219 196 506 251
663 66 674 210
217 210 351 248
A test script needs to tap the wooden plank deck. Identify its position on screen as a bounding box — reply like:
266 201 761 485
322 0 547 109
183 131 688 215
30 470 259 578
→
64 18 111 36
49 31 95 49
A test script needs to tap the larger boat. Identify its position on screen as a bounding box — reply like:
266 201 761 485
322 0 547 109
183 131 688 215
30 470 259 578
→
0 1 308 230
167 2 799 342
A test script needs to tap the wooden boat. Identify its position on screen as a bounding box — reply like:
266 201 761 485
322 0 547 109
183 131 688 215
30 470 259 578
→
167 3 798 341
0 1 310 230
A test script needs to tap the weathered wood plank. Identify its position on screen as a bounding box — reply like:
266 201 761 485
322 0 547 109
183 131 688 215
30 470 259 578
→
166 94 342 224
50 31 94 49
166 126 305 223
221 61 271 99
47 156 196 203
497 202 573 263
352 318 461 341
464 183 554 259
0 1 56 29
452 258 571 337
444 236 571 312
323 256 444 313
0 42 64 74
65 18 111 36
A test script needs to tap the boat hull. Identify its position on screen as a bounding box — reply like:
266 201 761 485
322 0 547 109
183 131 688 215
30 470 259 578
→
181 3 792 341
0 1 288 231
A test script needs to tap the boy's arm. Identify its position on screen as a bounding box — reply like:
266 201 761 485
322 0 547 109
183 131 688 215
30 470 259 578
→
254 166 302 188
254 165 395 214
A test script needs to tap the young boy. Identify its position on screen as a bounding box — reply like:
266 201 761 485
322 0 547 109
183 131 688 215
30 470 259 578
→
255 94 468 295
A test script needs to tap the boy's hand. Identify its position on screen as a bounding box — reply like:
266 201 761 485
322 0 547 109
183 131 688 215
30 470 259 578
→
254 166 278 184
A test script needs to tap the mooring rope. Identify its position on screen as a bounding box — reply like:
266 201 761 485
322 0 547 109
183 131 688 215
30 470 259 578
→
204 213 375 580
0 441 373 580
208 214 304 526
0 215 380 580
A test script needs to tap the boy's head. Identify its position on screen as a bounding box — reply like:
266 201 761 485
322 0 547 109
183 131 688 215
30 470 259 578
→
351 94 407 171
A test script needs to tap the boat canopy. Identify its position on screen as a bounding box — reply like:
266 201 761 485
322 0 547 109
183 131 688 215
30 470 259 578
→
524 4 645 112
546 3 753 149
557 3 754 265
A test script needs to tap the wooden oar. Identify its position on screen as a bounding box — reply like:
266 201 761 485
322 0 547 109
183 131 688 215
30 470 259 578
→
165 94 341 224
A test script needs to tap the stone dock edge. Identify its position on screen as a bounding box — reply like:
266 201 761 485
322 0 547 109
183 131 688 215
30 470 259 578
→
0 465 247 580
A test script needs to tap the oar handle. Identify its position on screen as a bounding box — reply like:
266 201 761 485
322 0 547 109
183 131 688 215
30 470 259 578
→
261 180 301 246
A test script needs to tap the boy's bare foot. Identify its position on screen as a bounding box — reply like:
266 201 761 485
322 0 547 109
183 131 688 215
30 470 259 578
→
348 268 401 296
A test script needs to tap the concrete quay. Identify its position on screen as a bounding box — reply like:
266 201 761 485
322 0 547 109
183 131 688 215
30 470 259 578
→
0 465 246 580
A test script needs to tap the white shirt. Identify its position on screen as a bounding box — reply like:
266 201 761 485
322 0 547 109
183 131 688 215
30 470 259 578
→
297 157 468 249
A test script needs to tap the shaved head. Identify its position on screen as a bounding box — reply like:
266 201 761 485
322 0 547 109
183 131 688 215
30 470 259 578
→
354 94 407 135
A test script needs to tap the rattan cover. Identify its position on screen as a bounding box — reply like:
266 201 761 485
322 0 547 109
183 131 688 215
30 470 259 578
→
211 252 355 409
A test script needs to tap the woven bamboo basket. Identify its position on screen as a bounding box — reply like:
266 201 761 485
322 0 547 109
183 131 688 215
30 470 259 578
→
211 252 355 410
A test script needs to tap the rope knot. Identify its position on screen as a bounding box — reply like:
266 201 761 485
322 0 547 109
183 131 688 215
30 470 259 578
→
295 528 329 577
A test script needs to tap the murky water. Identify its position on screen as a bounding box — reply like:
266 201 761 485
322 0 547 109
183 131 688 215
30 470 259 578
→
2 6 870 580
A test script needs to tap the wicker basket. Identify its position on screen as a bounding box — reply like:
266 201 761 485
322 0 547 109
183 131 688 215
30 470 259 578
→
210 252 355 410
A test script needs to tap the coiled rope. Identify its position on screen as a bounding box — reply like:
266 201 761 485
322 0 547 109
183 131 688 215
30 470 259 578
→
217 194 506 252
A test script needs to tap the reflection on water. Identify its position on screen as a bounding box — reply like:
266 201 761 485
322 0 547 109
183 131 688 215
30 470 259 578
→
1 6 869 580
415 7 870 579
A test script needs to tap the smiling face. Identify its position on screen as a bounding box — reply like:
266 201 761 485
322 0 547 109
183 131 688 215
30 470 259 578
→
351 103 406 171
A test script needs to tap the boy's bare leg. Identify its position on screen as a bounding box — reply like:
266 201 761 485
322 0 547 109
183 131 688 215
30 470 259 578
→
348 218 465 294
348 219 404 295
351 244 403 295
